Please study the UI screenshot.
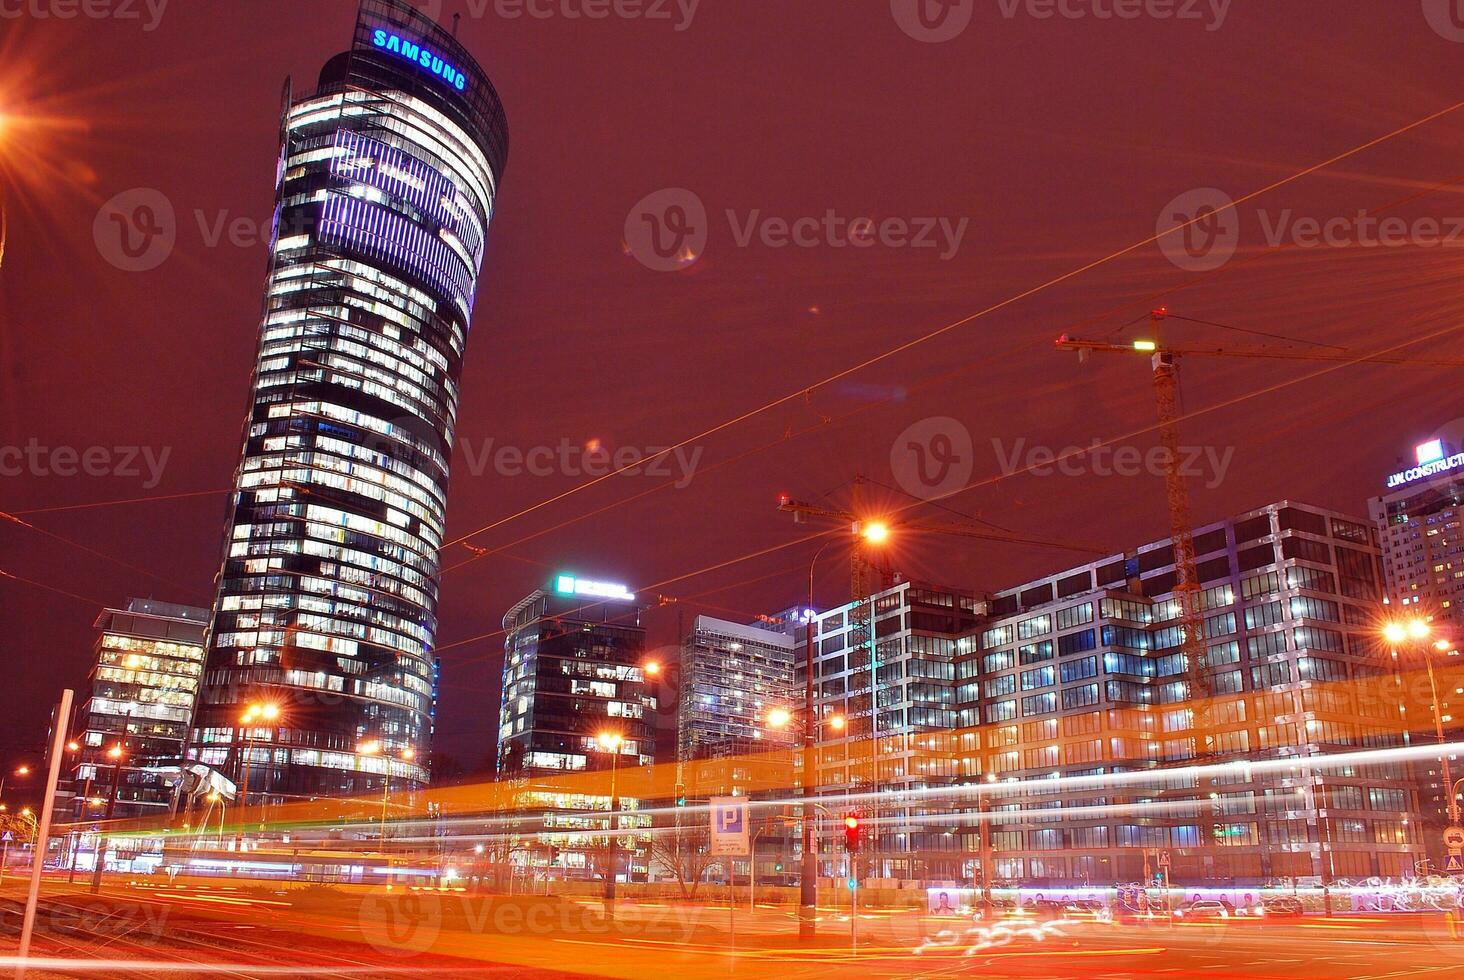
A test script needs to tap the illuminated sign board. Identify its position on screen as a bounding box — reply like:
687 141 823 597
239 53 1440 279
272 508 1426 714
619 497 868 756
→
371 29 468 91
554 575 636 602
1386 438 1464 489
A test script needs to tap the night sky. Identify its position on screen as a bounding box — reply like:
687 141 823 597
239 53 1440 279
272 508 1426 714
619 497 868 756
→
3 0 1464 777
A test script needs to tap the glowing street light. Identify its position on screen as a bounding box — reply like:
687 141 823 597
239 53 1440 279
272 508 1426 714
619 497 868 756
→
828 715 846 732
237 703 282 834
860 521 891 545
1383 618 1458 825
241 703 280 724
643 661 661 677
358 741 417 844
598 731 626 908
766 708 793 730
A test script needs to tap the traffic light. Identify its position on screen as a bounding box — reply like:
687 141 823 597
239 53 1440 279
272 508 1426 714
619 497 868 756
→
843 814 862 852
675 783 686 807
774 862 783 873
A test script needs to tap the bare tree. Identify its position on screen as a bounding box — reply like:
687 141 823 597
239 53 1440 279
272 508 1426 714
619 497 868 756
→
650 825 723 901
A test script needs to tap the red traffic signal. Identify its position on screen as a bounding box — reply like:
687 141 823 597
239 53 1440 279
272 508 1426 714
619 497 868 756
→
843 814 861 852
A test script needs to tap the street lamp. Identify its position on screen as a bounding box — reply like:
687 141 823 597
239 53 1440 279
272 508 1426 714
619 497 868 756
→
237 703 281 833
597 731 624 909
0 762 32 806
90 742 126 894
1382 618 1459 826
358 740 415 846
860 521 891 545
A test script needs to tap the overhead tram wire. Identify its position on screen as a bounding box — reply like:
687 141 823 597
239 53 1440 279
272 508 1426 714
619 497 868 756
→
0 568 111 609
859 473 1016 534
437 98 1464 556
440 314 1464 663
20 132 1464 596
7 488 231 517
1157 312 1349 351
0 510 209 600
440 150 1464 584
17 112 1464 653
436 554 816 664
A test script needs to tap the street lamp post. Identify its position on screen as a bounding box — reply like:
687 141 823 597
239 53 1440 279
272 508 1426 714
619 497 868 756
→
237 702 280 843
358 740 416 847
89 742 125 894
1384 619 1459 826
597 732 623 910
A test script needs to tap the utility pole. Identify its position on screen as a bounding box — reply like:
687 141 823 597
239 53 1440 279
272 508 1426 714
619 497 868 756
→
19 689 73 967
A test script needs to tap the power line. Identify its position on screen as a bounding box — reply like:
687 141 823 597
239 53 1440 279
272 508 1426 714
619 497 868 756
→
437 98 1464 555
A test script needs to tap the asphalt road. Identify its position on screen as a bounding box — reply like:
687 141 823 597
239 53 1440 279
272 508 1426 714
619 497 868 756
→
2 879 1464 978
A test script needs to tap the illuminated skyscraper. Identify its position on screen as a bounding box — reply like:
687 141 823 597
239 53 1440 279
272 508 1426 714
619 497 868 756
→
190 0 508 801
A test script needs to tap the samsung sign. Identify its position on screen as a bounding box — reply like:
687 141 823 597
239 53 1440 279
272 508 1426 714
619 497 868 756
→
372 29 468 91
1386 438 1464 489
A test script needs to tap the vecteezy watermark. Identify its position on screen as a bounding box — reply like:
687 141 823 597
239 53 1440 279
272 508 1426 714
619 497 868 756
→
890 0 1230 43
1156 186 1464 272
890 416 1235 495
992 436 1234 489
890 0 977 43
625 188 970 271
459 437 703 488
1422 0 1464 42
624 188 709 272
0 0 168 31
0 440 171 488
357 891 702 959
463 0 701 31
94 188 323 273
93 188 176 273
1155 187 1239 272
891 417 976 501
994 0 1231 30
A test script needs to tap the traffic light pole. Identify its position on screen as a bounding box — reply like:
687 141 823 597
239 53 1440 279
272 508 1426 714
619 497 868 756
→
799 607 817 940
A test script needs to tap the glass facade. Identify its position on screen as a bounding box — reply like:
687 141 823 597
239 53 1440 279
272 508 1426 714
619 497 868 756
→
677 615 797 772
74 599 209 820
951 501 1423 885
496 585 655 879
191 0 508 801
806 583 981 880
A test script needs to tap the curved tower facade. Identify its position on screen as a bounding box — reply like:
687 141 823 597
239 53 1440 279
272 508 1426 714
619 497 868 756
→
190 0 508 801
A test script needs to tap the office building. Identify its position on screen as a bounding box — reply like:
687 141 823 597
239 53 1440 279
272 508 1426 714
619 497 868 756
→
805 581 982 880
73 599 209 819
190 0 509 801
675 616 797 882
496 575 656 880
677 615 797 787
1369 433 1464 856
1369 434 1464 624
954 500 1422 886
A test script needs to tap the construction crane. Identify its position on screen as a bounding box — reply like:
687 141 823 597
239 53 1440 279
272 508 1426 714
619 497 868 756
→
1055 308 1463 850
778 474 1111 602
